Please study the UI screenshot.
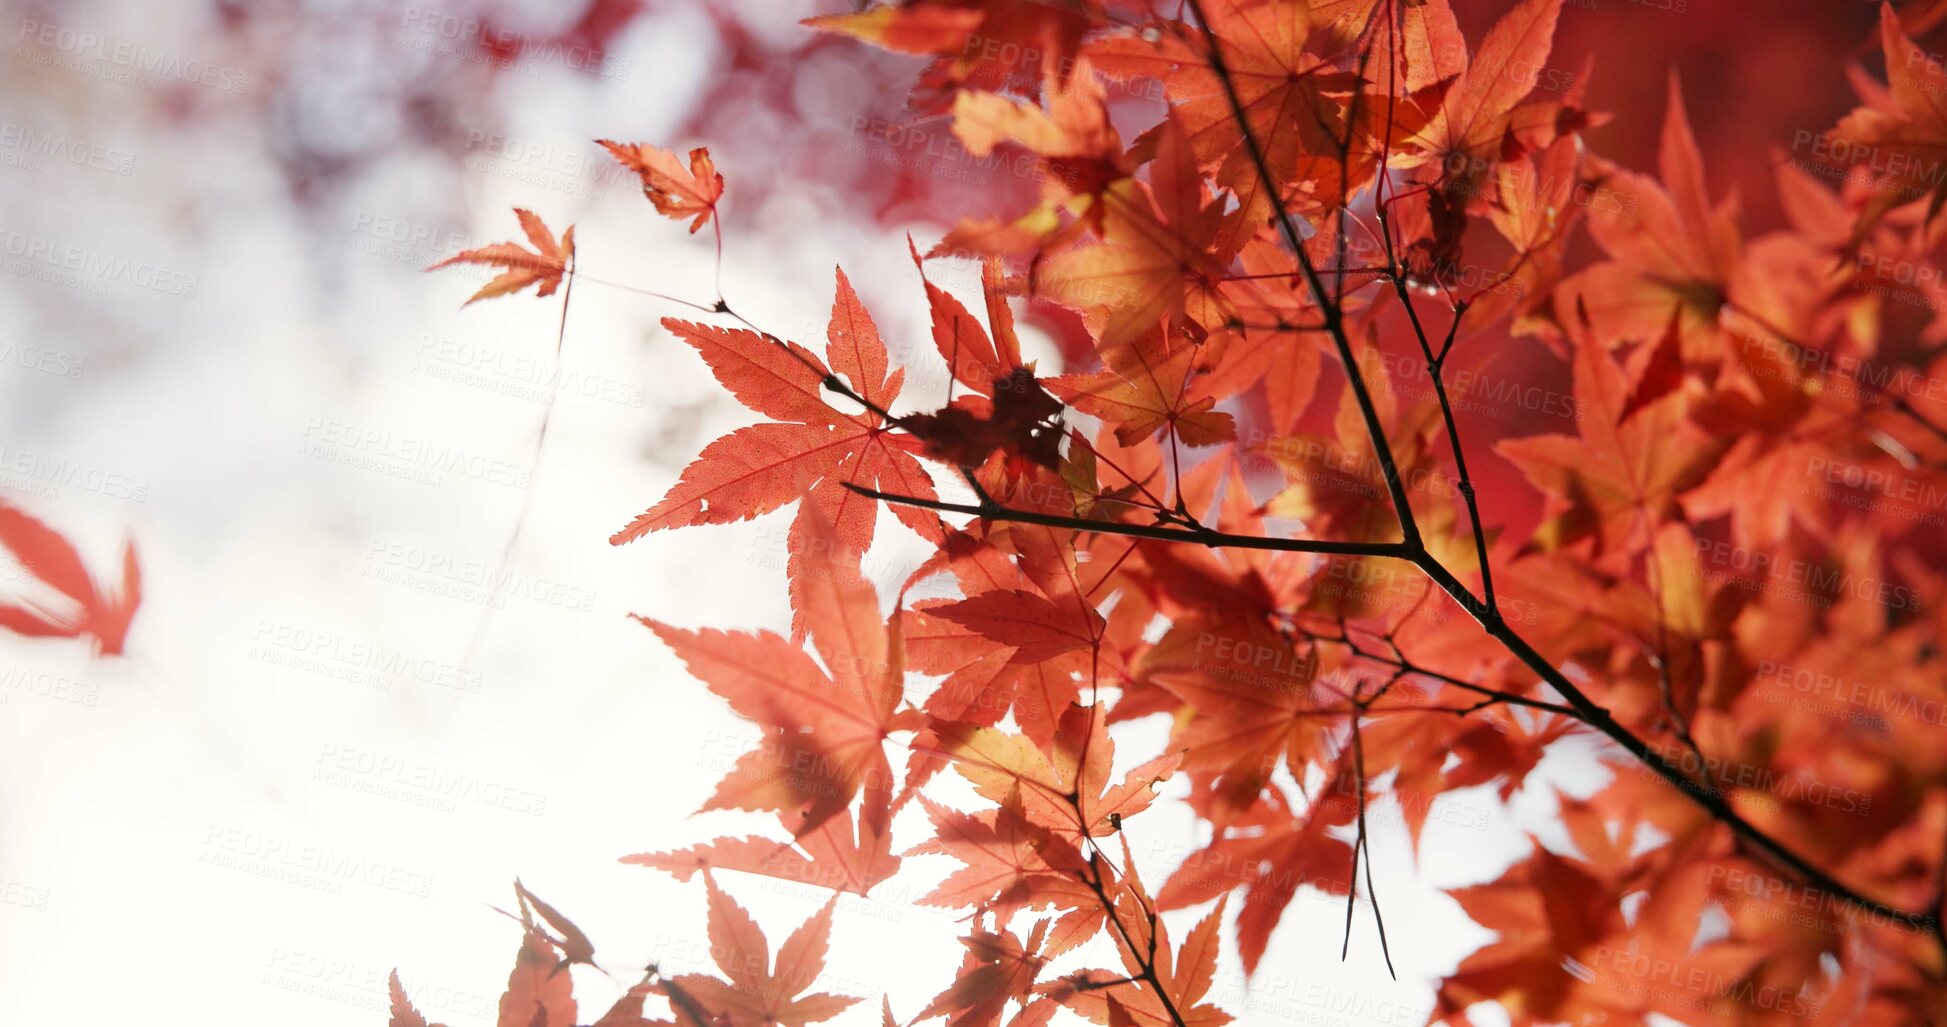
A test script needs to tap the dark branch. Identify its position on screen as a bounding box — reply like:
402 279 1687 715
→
1181 0 1425 558
1074 824 1191 1027
845 485 1408 557
1162 0 1941 941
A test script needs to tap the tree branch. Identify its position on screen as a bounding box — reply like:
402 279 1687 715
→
843 485 1406 557
1179 0 1424 558
1343 695 1397 979
1412 554 1938 935
1072 824 1190 1027
1114 0 1943 941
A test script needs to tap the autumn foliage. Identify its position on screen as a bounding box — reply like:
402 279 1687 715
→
404 2 1947 1025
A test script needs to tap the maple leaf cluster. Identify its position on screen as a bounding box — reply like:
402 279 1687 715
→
411 2 1947 1025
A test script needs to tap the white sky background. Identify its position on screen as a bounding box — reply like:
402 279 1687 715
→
0 1 1566 1024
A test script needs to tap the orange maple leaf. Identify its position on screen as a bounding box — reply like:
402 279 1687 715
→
625 774 904 896
1554 76 1741 362
916 921 1054 1027
1089 0 1364 220
1496 325 1727 553
1401 0 1565 187
907 793 1094 926
1832 4 1947 240
611 269 941 639
1155 785 1355 975
1044 328 1235 448
1050 885 1233 1027
1032 118 1246 353
923 703 1182 842
904 599 1089 753
664 874 860 1027
1140 613 1325 823
636 507 916 835
598 140 725 233
805 1 1094 111
427 207 574 305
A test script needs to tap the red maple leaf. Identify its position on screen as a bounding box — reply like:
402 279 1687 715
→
0 502 140 656
611 268 942 638
636 507 916 835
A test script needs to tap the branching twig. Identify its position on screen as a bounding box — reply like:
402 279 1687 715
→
1072 815 1191 1027
843 485 1405 557
1179 0 1424 560
1164 0 1944 943
1343 694 1396 979
1317 623 1583 719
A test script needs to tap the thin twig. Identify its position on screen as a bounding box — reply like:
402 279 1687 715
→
461 253 581 667
1343 684 1396 978
1181 0 1424 557
1327 629 1581 719
570 271 720 313
843 485 1405 556
1073 823 1191 1027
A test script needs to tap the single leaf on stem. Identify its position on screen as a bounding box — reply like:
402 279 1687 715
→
427 207 574 305
598 141 725 233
